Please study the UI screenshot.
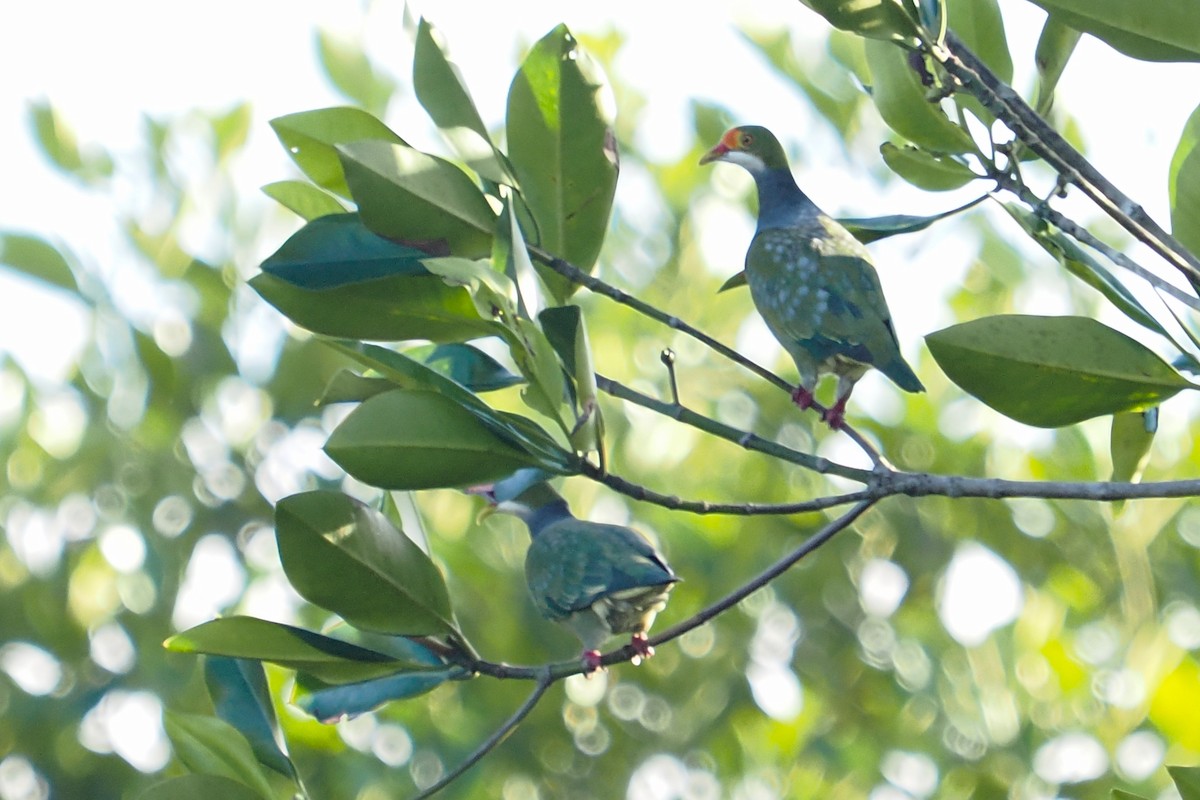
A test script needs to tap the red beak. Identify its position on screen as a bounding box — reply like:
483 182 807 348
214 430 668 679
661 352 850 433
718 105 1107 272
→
699 142 730 165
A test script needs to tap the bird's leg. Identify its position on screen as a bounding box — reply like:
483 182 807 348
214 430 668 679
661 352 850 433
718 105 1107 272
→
582 649 604 676
790 385 815 410
629 632 655 665
822 397 848 430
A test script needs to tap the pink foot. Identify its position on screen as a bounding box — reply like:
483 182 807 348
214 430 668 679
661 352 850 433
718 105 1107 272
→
629 633 655 665
791 386 815 410
822 398 848 429
582 650 604 676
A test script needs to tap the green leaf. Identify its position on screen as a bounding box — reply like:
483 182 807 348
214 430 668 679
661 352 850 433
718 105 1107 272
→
326 341 575 471
137 775 264 800
211 103 252 163
880 142 979 190
1111 791 1149 800
839 195 986 243
1023 0 1200 62
1032 14 1083 115
167 616 422 683
270 107 406 198
261 180 347 221
926 315 1195 427
295 668 464 723
1003 204 1186 346
162 711 276 800
413 17 513 184
324 388 553 489
418 343 524 392
251 214 498 342
1110 408 1156 484
540 305 601 452
1169 102 1200 286
204 658 295 779
506 317 570 429
318 370 398 405
421 255 518 320
1170 765 1200 800
338 141 496 257
717 271 748 293
315 31 396 116
275 490 458 636
945 0 1013 124
797 0 919 41
28 100 113 182
0 232 78 293
507 24 618 299
864 39 975 153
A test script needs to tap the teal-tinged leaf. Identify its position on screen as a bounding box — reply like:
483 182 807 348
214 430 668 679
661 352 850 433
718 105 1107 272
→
1170 765 1200 800
0 233 78 293
270 107 405 198
166 616 421 683
275 491 458 636
865 40 974 154
137 775 263 800
261 180 347 221
1022 0 1200 62
413 17 513 184
1032 14 1083 115
204 658 295 779
796 0 919 41
162 711 276 800
506 25 618 299
251 214 498 342
880 142 979 190
315 31 396 116
295 668 464 723
338 141 495 257
1169 102 1200 290
926 315 1196 427
1004 204 1186 345
326 341 575 471
324 389 551 490
419 343 524 392
718 271 748 293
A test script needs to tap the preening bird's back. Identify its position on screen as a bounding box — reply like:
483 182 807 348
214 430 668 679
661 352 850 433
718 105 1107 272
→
525 521 677 622
746 217 911 378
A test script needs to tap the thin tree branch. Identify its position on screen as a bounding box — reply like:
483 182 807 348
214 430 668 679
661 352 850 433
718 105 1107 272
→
527 244 889 467
935 31 1200 292
409 668 554 800
595 373 875 484
886 471 1200 502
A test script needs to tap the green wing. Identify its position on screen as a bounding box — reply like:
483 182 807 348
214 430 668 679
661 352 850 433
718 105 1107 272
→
525 521 676 622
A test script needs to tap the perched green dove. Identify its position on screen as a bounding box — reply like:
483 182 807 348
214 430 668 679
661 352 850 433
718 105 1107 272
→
472 471 678 673
701 125 924 428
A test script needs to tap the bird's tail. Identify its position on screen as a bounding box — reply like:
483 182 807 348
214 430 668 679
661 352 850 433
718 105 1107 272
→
883 358 925 394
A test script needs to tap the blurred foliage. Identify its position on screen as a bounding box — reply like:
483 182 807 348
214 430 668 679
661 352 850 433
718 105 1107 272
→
4 4 1200 800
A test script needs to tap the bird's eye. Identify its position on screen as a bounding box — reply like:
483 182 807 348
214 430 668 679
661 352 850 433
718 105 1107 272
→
740 133 753 147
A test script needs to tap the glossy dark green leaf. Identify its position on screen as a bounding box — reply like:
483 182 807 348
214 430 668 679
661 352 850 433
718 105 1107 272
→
324 388 550 489
204 658 295 779
316 31 397 116
507 25 618 299
261 180 347 220
865 39 975 153
839 195 986 243
419 343 524 392
1171 765 1200 800
251 214 498 342
1032 14 1083 114
270 107 405 197
338 141 495 257
162 711 275 800
797 0 919 41
927 315 1195 427
275 490 458 636
327 341 575 471
880 142 979 190
295 667 464 723
1169 103 1200 280
137 775 264 800
413 17 513 184
167 616 419 683
1023 0 1200 62
0 233 78 293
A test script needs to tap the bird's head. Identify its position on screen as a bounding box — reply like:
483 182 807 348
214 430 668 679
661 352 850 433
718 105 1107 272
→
466 468 566 524
699 125 789 174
